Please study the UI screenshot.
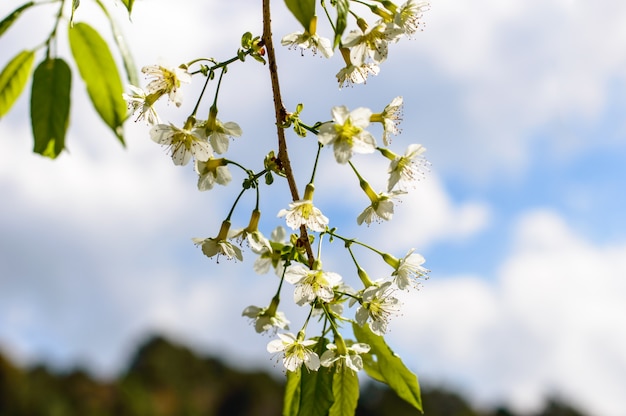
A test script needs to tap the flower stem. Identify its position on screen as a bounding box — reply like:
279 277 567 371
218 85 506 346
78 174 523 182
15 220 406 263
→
349 161 379 201
308 142 324 184
325 228 386 257
225 187 247 221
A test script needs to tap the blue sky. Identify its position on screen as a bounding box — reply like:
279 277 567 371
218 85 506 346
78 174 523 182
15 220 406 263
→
2 0 626 415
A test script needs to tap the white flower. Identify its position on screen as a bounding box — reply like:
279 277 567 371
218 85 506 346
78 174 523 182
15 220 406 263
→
123 85 160 125
142 63 191 107
277 199 328 232
282 31 333 58
267 333 320 372
336 62 380 88
371 96 403 146
394 0 430 38
229 227 271 254
231 229 271 253
343 23 393 65
320 342 370 373
199 115 242 154
192 236 243 262
389 248 429 290
355 282 400 336
195 157 232 191
254 254 286 277
357 190 405 225
387 144 428 191
253 226 287 276
242 305 290 334
150 122 211 166
284 263 342 305
317 106 377 164
254 254 273 275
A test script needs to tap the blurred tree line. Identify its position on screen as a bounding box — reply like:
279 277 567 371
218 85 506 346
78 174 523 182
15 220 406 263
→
0 336 587 416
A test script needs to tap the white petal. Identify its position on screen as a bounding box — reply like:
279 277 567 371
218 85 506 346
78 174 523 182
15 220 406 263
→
267 339 286 353
350 107 373 127
330 105 350 124
223 121 242 137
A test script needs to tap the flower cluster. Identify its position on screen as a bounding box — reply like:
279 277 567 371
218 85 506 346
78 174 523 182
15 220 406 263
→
121 2 433 401
281 1 430 87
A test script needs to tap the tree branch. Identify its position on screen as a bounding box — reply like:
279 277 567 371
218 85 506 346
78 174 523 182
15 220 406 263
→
262 0 315 267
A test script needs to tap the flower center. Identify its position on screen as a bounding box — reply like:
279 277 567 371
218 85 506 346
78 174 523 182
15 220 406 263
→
335 118 362 144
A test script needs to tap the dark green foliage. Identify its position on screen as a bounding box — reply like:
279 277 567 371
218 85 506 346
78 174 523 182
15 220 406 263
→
537 398 588 416
0 336 590 416
357 384 478 416
30 58 71 158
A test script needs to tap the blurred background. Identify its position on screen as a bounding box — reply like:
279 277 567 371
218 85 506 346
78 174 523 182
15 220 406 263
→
1 0 625 415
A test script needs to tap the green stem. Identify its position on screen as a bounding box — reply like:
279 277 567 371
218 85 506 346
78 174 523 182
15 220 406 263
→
191 70 212 117
45 0 65 58
347 245 374 287
320 0 337 33
308 142 323 184
349 160 378 202
299 122 320 135
223 158 249 173
212 67 227 108
225 187 247 221
325 229 386 257
300 305 315 333
187 54 245 72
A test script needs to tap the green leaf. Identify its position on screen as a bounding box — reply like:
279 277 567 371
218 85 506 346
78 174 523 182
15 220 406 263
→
361 350 386 383
30 58 71 159
353 323 423 412
284 0 315 31
299 366 335 416
283 369 302 416
119 0 134 15
328 369 359 416
334 0 349 48
0 49 35 118
68 22 126 145
0 2 35 37
94 0 139 86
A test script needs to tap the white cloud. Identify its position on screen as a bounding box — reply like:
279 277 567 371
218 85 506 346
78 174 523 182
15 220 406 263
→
395 0 626 178
381 173 491 250
390 209 626 416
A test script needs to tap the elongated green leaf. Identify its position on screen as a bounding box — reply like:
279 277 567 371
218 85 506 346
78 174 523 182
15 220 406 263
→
284 0 315 31
0 2 35 37
30 58 71 158
283 369 302 416
328 369 359 416
353 323 422 412
0 50 34 118
68 22 126 145
334 0 349 48
94 0 138 86
299 366 334 416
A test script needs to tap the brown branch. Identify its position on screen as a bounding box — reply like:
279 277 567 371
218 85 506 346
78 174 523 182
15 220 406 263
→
262 0 315 267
